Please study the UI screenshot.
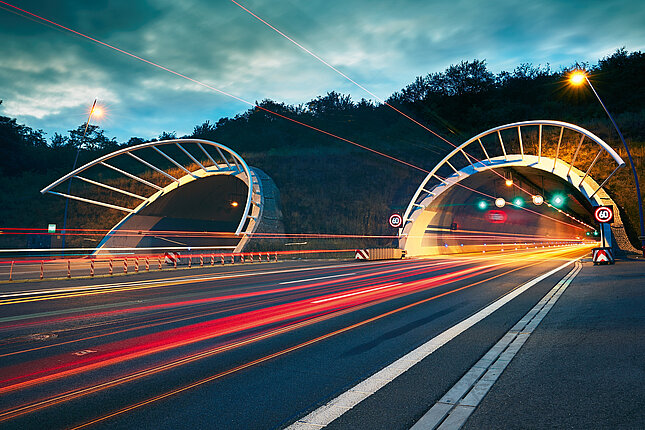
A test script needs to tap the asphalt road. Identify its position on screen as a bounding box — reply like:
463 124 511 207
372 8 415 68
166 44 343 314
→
0 245 591 429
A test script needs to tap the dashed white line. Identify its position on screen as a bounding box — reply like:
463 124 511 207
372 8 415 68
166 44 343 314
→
285 257 578 430
411 261 583 430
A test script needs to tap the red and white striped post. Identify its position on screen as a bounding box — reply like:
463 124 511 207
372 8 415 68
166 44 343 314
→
210 254 215 266
123 259 128 274
40 261 44 279
9 261 14 281
145 257 150 271
134 258 139 273
109 259 113 275
90 259 94 277
158 257 162 270
200 255 204 267
188 256 192 268
67 260 71 278
221 254 225 265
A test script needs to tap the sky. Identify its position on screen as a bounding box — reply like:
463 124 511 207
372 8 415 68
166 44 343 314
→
1 0 644 143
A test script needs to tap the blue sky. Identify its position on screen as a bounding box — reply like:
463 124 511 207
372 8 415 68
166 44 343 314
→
1 0 644 142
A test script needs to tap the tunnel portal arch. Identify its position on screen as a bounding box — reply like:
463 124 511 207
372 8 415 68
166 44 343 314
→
401 120 626 256
41 139 282 254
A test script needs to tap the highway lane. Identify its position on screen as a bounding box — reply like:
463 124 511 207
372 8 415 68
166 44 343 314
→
0 245 591 429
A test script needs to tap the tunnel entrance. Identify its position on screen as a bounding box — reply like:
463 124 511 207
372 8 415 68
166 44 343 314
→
41 139 284 255
400 121 627 257
412 167 595 254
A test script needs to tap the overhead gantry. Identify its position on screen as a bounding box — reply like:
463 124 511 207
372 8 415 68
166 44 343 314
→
41 139 283 254
400 120 627 256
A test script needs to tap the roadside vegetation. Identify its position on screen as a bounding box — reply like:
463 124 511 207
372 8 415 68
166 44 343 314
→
1 48 643 249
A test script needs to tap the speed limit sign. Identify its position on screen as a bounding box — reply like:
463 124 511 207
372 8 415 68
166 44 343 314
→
389 213 403 228
594 206 614 224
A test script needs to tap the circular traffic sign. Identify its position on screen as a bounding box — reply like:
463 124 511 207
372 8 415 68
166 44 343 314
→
594 206 614 223
389 213 403 228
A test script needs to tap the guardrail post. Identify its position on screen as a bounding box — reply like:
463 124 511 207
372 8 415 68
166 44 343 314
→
9 261 14 281
145 257 150 271
124 259 128 274
158 257 162 270
135 258 139 273
109 259 113 275
40 261 44 279
241 254 245 264
200 255 204 267
249 253 254 263
211 254 215 266
67 260 71 278
188 256 192 268
275 251 278 262
90 259 94 278
174 258 177 269
221 254 225 265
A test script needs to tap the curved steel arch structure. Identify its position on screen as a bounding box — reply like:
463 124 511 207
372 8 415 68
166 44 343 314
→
42 139 265 253
401 120 626 256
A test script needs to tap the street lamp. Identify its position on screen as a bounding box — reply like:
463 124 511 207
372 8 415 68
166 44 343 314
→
61 99 103 250
569 70 645 255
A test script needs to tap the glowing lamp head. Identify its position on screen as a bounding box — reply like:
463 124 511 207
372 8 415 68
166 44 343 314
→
569 71 587 86
532 195 544 205
494 197 506 208
505 179 513 187
230 201 239 207
91 105 104 119
513 197 524 207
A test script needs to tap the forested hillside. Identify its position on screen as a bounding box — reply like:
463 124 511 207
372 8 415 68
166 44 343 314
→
1 48 643 249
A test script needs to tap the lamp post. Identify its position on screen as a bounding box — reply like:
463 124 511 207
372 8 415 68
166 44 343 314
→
569 70 645 256
61 99 103 250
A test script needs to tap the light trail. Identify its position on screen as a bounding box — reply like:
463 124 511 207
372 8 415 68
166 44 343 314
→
0 246 589 427
230 0 595 229
0 245 590 400
0 1 593 232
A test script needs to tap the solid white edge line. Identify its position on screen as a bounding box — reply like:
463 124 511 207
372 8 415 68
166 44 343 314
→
285 257 578 430
411 261 583 430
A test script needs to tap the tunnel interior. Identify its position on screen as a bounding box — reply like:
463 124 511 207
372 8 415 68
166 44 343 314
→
98 175 249 251
414 167 598 254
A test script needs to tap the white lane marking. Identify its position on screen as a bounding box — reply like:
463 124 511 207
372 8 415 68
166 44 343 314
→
412 261 583 430
279 273 356 285
285 257 578 430
311 283 402 304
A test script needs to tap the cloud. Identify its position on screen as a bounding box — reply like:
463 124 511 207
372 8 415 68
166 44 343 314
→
1 0 644 142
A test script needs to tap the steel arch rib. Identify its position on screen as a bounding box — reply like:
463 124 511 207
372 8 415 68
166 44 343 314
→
41 139 255 236
401 120 626 234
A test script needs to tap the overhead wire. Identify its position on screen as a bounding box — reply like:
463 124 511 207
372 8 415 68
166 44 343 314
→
0 0 588 231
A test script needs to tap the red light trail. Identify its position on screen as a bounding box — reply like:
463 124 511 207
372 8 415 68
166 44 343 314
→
0 246 589 426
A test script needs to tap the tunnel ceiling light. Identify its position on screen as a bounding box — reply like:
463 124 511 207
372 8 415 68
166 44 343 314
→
532 195 544 205
230 201 239 207
551 195 565 207
513 197 524 207
478 200 488 210
495 197 506 208
505 178 513 187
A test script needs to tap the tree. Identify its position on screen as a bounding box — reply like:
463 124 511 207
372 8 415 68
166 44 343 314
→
66 124 117 150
